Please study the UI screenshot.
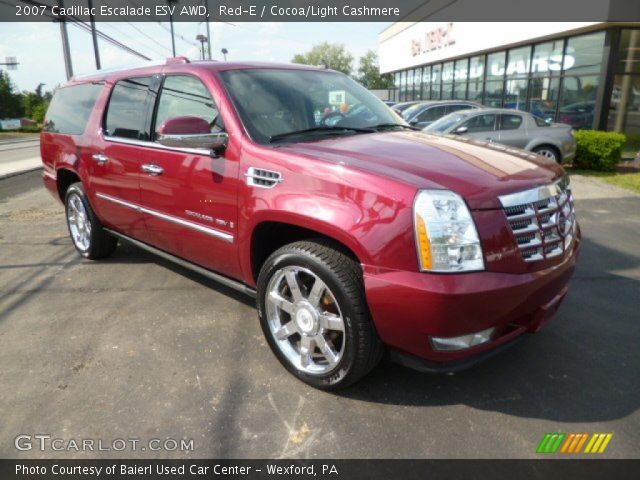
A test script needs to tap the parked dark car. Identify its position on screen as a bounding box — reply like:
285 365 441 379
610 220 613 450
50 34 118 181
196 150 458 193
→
403 100 483 129
425 108 576 163
391 101 421 116
41 59 579 390
558 101 596 130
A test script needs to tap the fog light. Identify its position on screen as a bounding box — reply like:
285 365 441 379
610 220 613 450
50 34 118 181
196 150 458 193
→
431 327 495 351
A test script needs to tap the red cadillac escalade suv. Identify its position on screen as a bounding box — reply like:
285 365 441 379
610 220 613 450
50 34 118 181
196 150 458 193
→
41 58 580 389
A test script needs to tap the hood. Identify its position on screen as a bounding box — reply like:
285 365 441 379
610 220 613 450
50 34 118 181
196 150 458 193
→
278 131 565 209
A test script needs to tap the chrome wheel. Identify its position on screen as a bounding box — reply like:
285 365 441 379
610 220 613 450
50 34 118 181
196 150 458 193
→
265 266 345 375
67 192 92 251
535 148 559 161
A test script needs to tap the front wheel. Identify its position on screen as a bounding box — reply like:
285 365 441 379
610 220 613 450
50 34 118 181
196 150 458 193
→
65 182 117 259
257 240 383 390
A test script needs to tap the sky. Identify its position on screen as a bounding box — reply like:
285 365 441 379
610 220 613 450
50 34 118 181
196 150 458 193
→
0 22 389 92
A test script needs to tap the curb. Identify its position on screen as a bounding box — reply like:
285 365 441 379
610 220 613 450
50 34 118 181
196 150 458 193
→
0 166 43 182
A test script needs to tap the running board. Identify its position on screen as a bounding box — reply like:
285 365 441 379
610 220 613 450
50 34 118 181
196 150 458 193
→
105 229 257 299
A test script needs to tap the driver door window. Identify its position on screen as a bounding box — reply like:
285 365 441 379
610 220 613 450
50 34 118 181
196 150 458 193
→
460 114 497 133
418 105 446 122
154 75 223 139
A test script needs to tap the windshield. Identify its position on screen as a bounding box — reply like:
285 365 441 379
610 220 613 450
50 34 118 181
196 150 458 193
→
424 112 470 133
219 68 404 144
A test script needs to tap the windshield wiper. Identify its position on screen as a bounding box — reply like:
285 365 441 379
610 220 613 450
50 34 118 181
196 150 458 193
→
369 123 421 131
269 126 375 143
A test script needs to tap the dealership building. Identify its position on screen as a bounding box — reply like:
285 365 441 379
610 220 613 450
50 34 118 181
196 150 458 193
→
378 22 640 137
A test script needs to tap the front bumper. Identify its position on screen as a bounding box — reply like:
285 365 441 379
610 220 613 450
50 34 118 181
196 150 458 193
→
363 233 580 369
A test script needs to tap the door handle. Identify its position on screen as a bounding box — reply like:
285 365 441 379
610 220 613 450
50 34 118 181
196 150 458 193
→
142 164 164 176
92 153 109 164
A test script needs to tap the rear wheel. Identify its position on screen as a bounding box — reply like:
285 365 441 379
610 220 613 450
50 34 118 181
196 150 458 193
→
257 240 383 390
533 145 560 163
65 182 117 259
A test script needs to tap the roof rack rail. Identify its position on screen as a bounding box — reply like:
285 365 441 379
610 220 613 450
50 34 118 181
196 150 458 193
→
166 56 190 64
71 57 191 81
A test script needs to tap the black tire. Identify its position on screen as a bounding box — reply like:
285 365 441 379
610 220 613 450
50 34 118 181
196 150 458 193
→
257 239 384 390
64 182 117 259
532 145 561 163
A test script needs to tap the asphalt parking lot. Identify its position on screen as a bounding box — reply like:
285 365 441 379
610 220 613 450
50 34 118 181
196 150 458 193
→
0 171 638 459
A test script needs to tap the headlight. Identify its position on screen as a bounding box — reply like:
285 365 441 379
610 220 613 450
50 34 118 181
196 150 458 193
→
414 189 484 272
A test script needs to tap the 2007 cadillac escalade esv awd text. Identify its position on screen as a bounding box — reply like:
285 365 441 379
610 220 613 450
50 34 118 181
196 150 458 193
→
41 58 580 389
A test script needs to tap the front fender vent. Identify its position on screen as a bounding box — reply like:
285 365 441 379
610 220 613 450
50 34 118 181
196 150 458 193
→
245 167 283 188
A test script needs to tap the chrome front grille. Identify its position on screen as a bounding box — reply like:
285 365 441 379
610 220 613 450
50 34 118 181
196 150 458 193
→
499 178 576 263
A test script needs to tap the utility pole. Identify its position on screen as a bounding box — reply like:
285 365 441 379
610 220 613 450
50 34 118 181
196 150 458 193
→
87 0 101 69
167 0 177 57
205 1 212 60
196 35 208 61
57 0 73 79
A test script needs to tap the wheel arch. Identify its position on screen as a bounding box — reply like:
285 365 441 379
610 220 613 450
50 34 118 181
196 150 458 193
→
247 218 368 284
56 168 81 201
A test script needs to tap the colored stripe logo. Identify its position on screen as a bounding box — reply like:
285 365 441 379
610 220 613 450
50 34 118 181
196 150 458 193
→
537 433 613 454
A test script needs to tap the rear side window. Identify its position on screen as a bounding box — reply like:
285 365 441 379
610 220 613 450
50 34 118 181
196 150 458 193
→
500 114 523 130
534 116 551 127
43 83 103 135
104 77 152 140
447 104 474 114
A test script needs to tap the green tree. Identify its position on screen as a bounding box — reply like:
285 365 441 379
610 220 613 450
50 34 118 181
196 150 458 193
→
292 42 354 75
0 71 24 118
357 50 394 90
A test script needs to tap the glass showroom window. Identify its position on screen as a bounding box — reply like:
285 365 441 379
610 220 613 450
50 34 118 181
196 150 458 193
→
431 64 442 99
504 46 531 111
468 55 485 102
393 72 400 101
422 66 431 99
555 32 605 130
442 61 454 100
399 70 407 101
558 75 600 129
454 58 469 100
608 29 640 139
564 31 605 75
528 40 564 121
413 68 423 100
406 69 415 101
485 51 506 107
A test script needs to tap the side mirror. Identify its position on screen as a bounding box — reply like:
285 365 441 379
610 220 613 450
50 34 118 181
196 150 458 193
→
156 116 228 154
454 125 468 134
409 118 418 126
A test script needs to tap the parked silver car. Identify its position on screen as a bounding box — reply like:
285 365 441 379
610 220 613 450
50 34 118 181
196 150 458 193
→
424 108 576 163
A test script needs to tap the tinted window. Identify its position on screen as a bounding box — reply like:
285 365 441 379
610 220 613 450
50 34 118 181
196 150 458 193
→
534 116 551 127
500 114 523 130
155 75 223 136
43 83 103 135
104 77 151 140
447 104 475 114
460 114 497 132
417 105 447 122
424 112 469 132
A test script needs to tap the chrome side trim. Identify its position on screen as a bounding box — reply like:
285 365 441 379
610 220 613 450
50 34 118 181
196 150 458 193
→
96 192 234 243
104 229 255 299
245 167 284 188
103 135 211 156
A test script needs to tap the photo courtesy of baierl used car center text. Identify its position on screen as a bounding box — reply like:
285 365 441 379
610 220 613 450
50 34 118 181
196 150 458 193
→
0 0 638 478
